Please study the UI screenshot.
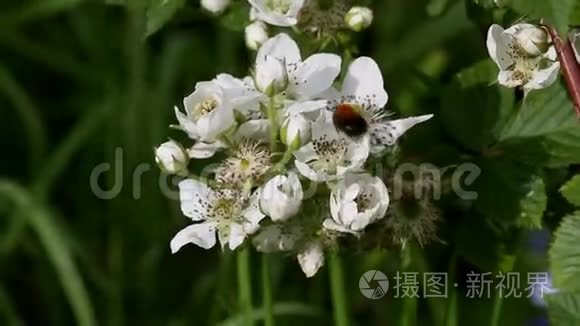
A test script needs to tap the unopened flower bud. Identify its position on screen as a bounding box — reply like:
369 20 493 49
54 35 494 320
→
345 6 373 32
255 55 288 96
280 114 311 148
515 26 550 57
155 140 189 175
245 21 269 51
201 0 231 14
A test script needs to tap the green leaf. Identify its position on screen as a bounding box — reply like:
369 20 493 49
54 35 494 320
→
498 83 580 167
440 60 515 151
550 212 580 291
571 2 580 26
454 215 505 270
145 0 186 37
561 175 580 207
508 0 576 34
546 292 580 326
517 175 547 229
472 157 545 227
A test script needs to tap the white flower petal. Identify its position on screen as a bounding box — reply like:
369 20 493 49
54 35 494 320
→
170 222 218 252
243 190 266 232
297 241 324 278
257 33 301 65
371 114 433 146
294 159 325 182
342 57 388 107
525 62 560 90
253 224 300 252
486 24 515 71
228 223 247 250
188 140 226 159
322 218 357 234
289 53 342 98
178 179 211 220
174 106 199 139
497 70 523 88
284 100 328 117
235 119 271 141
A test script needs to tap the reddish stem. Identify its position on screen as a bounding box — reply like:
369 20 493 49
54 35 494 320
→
542 24 580 118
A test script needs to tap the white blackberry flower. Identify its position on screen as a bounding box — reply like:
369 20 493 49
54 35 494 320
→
170 180 265 251
487 24 560 91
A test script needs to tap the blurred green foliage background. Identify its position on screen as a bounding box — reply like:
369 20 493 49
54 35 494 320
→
1 0 578 325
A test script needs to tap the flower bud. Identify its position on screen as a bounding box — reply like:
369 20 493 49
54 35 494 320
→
280 114 311 148
245 21 269 51
297 241 324 278
255 55 288 96
201 0 231 14
345 6 373 32
515 26 550 57
155 140 189 175
259 173 303 222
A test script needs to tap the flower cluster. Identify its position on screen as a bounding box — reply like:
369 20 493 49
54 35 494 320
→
155 33 433 277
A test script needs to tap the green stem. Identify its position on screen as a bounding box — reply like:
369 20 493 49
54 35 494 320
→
237 247 253 326
261 255 275 326
267 96 278 153
399 245 416 326
490 292 503 326
328 252 349 326
445 255 457 326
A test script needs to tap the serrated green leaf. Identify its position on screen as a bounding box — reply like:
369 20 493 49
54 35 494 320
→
546 292 580 326
498 83 580 167
440 60 515 151
508 0 576 35
145 0 185 37
550 212 580 291
561 175 580 206
500 83 576 139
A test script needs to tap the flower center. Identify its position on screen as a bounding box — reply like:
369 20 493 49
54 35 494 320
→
193 97 218 117
207 189 246 222
354 192 372 211
507 42 545 84
215 139 272 185
265 0 291 14
312 136 346 173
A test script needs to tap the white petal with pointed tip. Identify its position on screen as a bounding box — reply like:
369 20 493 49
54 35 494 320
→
170 222 218 252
